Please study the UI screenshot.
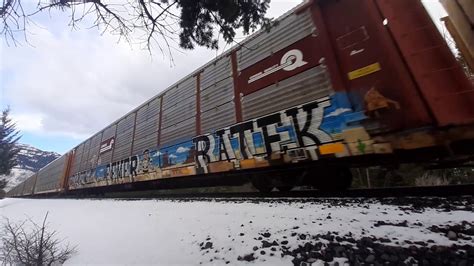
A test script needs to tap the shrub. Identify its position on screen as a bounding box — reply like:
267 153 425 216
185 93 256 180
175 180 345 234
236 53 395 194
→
1 212 76 265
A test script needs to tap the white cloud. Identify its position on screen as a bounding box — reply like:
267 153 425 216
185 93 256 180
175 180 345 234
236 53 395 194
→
10 113 44 132
176 147 190 153
325 108 351 118
2 24 218 139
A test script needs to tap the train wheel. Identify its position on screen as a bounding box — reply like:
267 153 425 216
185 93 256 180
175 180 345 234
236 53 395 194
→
251 176 274 193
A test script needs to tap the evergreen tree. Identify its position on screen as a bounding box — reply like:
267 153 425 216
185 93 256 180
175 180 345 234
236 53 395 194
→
0 107 21 176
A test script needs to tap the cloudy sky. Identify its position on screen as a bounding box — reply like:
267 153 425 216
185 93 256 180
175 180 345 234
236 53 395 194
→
0 0 447 154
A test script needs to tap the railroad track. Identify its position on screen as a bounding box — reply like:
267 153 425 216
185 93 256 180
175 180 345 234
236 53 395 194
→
80 184 474 200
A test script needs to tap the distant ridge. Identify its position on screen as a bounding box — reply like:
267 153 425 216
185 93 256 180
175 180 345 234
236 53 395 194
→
2 144 61 191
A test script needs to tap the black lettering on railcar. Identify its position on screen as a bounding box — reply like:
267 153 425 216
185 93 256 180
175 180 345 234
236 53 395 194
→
130 156 138 177
229 121 254 160
215 129 235 161
193 135 212 174
285 101 331 147
256 113 282 156
193 99 332 171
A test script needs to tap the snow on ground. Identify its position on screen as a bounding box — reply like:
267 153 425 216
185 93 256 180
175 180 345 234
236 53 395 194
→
1 197 473 265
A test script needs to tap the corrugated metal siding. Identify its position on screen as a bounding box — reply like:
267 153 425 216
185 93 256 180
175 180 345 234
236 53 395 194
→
35 155 67 193
162 77 197 129
79 138 91 172
100 125 117 164
201 101 236 133
85 133 102 171
22 174 37 195
16 184 25 196
160 76 197 146
200 76 234 112
242 66 333 120
162 95 196 128
6 186 16 197
132 97 160 154
17 184 24 196
200 56 232 90
237 9 314 70
160 117 196 146
70 143 84 175
7 185 16 196
113 113 135 161
7 185 16 197
162 78 196 108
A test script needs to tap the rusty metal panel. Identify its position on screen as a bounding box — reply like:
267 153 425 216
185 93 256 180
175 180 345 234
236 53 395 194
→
160 117 196 147
79 138 91 172
200 56 232 90
201 101 236 134
242 66 332 120
237 9 314 71
99 125 117 164
70 143 84 175
22 174 37 195
113 112 135 161
162 94 196 129
35 155 67 194
200 76 234 112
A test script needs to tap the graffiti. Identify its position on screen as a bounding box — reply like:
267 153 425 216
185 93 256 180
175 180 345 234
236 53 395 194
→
68 93 368 190
193 98 333 173
68 141 196 188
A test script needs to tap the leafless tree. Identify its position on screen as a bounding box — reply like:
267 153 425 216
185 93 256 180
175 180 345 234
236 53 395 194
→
0 0 271 57
1 212 77 265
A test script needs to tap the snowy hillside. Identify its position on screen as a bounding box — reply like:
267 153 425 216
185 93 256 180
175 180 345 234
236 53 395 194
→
1 144 60 191
15 144 61 172
1 197 473 265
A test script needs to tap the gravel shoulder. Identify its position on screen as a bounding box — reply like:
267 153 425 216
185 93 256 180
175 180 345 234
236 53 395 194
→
1 197 473 265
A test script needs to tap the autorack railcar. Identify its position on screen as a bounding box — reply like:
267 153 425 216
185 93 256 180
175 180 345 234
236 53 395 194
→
7 0 474 197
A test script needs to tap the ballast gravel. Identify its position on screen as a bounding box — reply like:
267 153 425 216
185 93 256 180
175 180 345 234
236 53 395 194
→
194 197 474 265
1 196 473 265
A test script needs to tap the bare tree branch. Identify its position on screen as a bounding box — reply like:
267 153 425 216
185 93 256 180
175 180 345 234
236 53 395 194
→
1 0 271 58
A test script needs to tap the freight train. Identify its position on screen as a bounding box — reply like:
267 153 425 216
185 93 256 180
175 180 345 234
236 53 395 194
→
7 0 474 197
